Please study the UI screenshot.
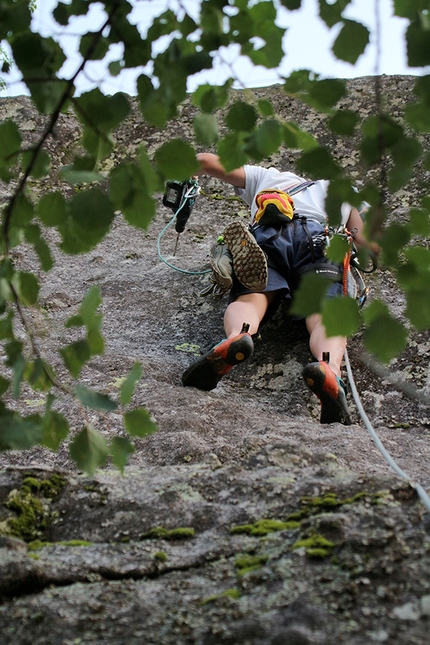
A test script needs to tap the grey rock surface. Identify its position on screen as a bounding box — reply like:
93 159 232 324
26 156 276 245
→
1 76 430 644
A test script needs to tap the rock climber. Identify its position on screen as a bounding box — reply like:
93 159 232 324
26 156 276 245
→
182 153 373 425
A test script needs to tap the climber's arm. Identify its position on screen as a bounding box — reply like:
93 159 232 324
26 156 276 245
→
195 153 246 188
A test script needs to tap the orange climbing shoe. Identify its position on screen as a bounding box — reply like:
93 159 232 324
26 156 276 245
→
182 329 254 391
302 361 352 425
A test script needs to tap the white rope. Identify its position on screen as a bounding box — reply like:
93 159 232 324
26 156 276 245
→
344 348 430 513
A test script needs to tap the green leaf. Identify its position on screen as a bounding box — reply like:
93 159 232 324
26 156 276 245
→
296 147 341 179
42 410 69 451
109 60 124 76
70 426 109 476
280 0 302 9
36 191 68 227
60 340 91 378
137 75 169 128
24 224 54 272
11 271 40 306
321 296 361 337
25 358 55 392
360 114 405 165
409 208 429 236
318 0 346 27
328 109 360 136
110 436 135 474
393 0 416 19
241 5 284 68
283 71 346 112
363 303 408 363
59 188 115 254
389 137 422 192
75 384 118 412
406 20 430 67
332 20 370 64
0 1 32 39
80 286 102 329
87 328 104 356
225 101 258 133
0 375 10 396
257 100 274 117
0 311 15 340
75 90 130 132
192 82 231 113
325 234 350 264
12 33 68 113
154 140 199 180
79 33 109 60
124 407 157 438
282 121 318 151
120 362 143 406
217 133 248 173
405 100 430 132
82 128 114 161
325 178 360 228
309 78 346 110
290 273 331 317
60 168 103 185
245 119 282 160
109 162 156 229
0 119 22 178
405 286 430 330
0 409 43 451
194 113 219 146
379 223 410 267
53 0 91 25
21 149 51 179
9 194 34 229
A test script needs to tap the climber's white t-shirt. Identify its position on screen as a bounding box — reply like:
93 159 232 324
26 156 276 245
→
234 165 353 226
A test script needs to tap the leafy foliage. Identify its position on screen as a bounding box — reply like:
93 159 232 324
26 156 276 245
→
0 0 429 472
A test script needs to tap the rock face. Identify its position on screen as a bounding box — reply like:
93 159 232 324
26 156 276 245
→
1 76 430 644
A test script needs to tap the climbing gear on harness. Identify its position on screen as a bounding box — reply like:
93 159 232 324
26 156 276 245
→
340 229 377 307
255 189 295 226
200 238 234 298
302 355 352 425
157 180 209 276
201 220 268 298
182 323 254 391
162 179 199 255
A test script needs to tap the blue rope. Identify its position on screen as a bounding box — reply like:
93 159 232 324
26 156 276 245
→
156 183 211 276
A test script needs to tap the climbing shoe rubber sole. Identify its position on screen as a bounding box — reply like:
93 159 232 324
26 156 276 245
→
222 220 268 292
302 361 352 426
182 332 254 391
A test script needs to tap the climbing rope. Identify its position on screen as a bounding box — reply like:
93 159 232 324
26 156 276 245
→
344 348 430 513
157 182 210 276
158 181 430 514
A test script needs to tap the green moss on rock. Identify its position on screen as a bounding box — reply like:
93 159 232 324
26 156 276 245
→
286 490 388 522
28 539 92 550
201 588 241 605
2 472 67 543
235 554 269 575
140 526 195 540
292 533 336 559
230 519 301 536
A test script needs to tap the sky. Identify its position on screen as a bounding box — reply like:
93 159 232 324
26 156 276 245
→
1 0 418 98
